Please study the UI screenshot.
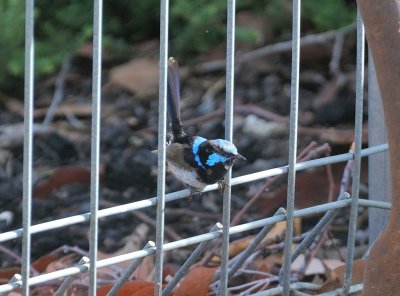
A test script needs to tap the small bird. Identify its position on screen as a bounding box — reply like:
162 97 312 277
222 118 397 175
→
165 57 245 193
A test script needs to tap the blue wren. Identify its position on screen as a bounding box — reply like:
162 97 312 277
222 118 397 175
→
166 57 245 193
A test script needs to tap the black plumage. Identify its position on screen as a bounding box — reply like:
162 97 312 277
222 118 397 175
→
165 57 244 192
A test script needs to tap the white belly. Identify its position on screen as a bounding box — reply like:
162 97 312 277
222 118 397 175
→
167 163 206 191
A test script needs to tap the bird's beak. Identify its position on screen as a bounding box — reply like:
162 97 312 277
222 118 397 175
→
235 154 246 161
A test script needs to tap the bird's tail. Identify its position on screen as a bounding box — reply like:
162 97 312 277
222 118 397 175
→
167 57 186 141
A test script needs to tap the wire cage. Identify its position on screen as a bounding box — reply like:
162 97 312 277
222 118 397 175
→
0 0 390 295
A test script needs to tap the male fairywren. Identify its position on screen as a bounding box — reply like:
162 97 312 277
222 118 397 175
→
165 57 245 193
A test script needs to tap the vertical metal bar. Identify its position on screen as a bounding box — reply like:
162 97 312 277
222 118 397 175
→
281 0 301 295
154 0 169 294
108 242 155 296
89 0 103 294
22 0 35 294
218 0 236 294
342 10 365 295
162 223 223 296
228 208 286 279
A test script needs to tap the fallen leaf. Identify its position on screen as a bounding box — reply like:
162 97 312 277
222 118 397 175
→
110 58 159 98
265 218 302 240
132 286 156 296
174 267 217 296
32 250 64 273
44 253 78 273
33 165 104 199
322 259 344 271
252 254 282 277
97 280 153 296
133 256 155 281
292 255 325 276
318 258 365 292
228 235 255 258
0 267 21 284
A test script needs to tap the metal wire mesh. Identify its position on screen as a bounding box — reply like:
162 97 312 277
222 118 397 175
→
0 1 390 295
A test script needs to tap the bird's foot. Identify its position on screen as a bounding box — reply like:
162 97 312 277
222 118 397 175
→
218 181 231 194
186 187 203 201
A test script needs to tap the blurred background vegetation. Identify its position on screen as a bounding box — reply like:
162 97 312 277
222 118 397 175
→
0 0 355 94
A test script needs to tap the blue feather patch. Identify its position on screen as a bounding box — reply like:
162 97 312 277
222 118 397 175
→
192 136 207 168
206 153 228 166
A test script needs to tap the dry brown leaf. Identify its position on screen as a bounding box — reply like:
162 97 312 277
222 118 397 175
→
0 267 21 284
133 256 155 281
132 286 156 296
163 263 179 282
318 258 365 293
291 255 325 276
97 280 153 296
251 254 282 277
257 167 340 216
0 249 66 284
228 235 255 258
33 165 101 199
322 258 344 271
44 253 78 273
32 250 64 273
265 218 302 240
174 267 217 296
109 58 159 98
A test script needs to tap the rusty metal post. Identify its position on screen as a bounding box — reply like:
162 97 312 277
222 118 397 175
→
357 1 400 295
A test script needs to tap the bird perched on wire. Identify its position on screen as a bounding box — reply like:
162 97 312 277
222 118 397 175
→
165 57 245 193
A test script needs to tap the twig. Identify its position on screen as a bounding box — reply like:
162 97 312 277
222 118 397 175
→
229 278 269 294
136 103 368 145
0 244 23 265
236 269 276 277
241 279 272 295
231 142 332 226
194 23 356 73
43 54 72 126
200 77 226 102
329 30 346 75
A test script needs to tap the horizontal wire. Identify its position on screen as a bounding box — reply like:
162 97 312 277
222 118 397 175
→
0 198 390 293
0 143 388 244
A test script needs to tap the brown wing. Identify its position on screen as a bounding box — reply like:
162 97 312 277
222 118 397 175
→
166 143 193 170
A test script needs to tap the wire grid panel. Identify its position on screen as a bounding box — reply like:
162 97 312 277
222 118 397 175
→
0 1 389 296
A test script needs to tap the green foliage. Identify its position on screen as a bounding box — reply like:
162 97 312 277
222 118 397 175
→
0 0 25 84
170 0 227 56
0 0 355 90
0 0 93 92
302 0 355 31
